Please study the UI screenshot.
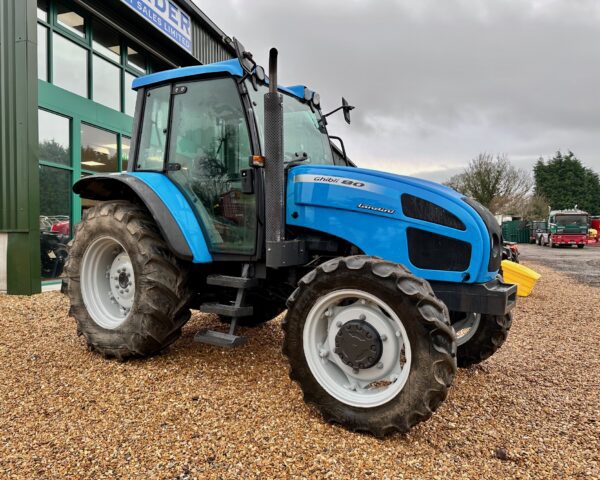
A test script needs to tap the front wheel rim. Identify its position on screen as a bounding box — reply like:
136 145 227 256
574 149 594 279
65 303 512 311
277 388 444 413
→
303 289 412 408
80 236 135 329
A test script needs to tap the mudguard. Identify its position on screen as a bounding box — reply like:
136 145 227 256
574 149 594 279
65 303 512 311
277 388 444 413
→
73 172 212 264
286 165 497 284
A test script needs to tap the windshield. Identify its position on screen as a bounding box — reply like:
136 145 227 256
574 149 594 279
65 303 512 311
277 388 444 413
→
555 215 587 226
248 84 334 165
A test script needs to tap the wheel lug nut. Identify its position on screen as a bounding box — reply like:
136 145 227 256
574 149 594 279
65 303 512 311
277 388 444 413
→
358 314 366 321
377 362 384 369
395 331 401 338
381 334 388 341
336 321 342 328
319 349 329 358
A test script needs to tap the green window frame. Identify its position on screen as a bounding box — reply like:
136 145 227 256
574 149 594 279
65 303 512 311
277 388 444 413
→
36 0 166 115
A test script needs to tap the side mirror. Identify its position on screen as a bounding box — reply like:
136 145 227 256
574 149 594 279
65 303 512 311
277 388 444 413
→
255 65 266 84
227 36 255 74
323 98 356 124
342 97 352 124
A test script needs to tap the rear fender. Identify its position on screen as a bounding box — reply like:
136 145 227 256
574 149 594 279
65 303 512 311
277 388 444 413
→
73 172 211 263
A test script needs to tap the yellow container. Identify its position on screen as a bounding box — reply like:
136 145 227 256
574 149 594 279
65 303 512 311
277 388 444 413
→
501 260 541 297
589 228 597 240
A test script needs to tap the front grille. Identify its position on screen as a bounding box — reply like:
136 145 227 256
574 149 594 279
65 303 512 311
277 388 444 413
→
407 228 471 271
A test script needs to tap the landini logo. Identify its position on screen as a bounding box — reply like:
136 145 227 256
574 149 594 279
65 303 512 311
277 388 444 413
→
357 203 396 215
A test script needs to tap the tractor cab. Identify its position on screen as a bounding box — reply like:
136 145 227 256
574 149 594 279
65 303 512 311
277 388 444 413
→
130 54 347 257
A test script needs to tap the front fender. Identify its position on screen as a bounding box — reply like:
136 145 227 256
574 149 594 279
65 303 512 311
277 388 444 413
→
74 172 211 263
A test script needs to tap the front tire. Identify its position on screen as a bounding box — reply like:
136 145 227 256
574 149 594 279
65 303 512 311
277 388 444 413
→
283 256 456 436
65 201 191 360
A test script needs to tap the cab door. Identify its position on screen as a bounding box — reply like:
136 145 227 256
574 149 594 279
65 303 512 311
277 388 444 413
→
165 78 257 255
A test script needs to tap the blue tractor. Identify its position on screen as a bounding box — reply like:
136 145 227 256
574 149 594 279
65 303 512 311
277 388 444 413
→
66 41 516 436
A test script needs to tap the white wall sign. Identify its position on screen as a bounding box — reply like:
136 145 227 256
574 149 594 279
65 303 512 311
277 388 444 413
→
121 0 192 53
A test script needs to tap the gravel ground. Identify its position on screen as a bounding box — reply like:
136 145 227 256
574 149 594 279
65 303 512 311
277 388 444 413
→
1 263 599 479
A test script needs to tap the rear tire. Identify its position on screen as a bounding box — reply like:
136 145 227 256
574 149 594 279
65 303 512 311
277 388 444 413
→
65 201 191 360
283 256 456 436
452 312 512 368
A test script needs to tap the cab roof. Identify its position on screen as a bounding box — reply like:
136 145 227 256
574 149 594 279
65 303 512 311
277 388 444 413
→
132 59 307 99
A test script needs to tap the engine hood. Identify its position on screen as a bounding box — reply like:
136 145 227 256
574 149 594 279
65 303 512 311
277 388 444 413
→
286 164 498 284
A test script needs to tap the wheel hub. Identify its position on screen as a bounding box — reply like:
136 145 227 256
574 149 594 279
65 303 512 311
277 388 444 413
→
334 319 383 370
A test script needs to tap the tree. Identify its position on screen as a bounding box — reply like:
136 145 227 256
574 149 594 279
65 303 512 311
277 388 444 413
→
534 151 600 214
446 153 533 214
521 194 550 220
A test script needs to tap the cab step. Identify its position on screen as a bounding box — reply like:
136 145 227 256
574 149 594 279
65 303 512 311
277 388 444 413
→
194 328 247 348
199 302 253 317
206 274 258 289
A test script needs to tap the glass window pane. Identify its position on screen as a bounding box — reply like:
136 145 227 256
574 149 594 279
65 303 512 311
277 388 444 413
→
81 124 118 173
38 109 70 166
127 46 146 73
37 24 48 81
124 72 137 116
37 0 48 22
167 78 256 254
137 86 170 170
56 2 86 38
249 84 334 166
93 55 120 110
92 21 120 62
121 136 131 171
39 166 71 280
52 33 88 97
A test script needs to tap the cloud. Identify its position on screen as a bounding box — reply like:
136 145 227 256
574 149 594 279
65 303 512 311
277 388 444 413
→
195 0 600 180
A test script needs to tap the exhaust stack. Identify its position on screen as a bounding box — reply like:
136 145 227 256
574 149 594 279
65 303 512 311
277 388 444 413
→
262 48 309 268
264 49 285 246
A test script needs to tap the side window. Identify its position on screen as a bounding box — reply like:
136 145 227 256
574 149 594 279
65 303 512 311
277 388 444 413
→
167 78 256 254
137 85 170 170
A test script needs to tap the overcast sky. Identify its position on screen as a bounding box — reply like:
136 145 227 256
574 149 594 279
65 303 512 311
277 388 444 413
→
195 0 600 182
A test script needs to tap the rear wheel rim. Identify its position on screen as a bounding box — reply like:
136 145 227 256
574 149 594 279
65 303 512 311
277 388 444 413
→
81 236 135 329
452 312 481 346
303 289 412 408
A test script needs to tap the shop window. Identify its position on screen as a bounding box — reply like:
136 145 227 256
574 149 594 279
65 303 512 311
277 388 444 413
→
93 55 120 111
37 0 48 22
124 72 137 116
37 24 48 81
121 137 131 171
92 21 121 63
127 45 146 74
39 165 71 280
52 33 88 97
38 109 70 166
56 1 86 38
81 124 118 173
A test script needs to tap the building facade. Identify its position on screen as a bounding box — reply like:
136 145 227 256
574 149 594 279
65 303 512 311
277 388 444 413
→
0 0 234 294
